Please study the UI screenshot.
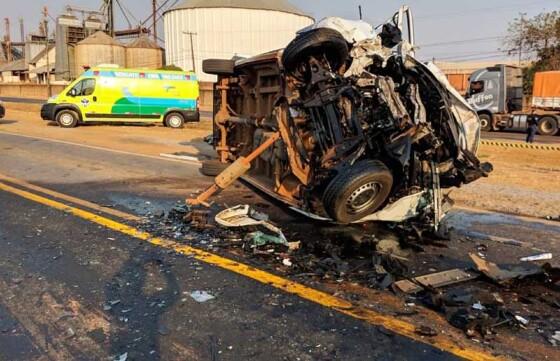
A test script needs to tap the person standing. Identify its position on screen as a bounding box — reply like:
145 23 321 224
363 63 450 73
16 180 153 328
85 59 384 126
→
526 116 538 143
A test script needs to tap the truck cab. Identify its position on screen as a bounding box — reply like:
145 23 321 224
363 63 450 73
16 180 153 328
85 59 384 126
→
466 65 523 131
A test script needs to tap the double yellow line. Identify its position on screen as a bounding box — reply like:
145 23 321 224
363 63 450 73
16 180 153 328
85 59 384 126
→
0 174 505 361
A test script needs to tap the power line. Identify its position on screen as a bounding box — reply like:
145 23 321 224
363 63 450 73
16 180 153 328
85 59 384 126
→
415 0 557 20
418 36 506 48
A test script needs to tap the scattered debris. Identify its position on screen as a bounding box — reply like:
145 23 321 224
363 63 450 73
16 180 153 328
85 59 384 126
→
415 325 438 337
189 291 216 303
244 231 288 248
216 205 287 242
469 253 543 283
116 353 128 361
393 269 477 294
549 331 560 346
514 315 529 326
282 259 293 267
520 253 553 262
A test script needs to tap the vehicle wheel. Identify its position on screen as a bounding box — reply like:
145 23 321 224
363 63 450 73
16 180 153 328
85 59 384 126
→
478 114 492 132
323 160 393 224
537 116 558 136
202 59 235 76
56 109 79 128
200 160 229 177
282 28 349 79
165 112 185 129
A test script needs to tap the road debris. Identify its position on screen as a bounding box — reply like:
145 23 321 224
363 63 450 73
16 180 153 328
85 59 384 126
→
216 205 287 243
189 291 216 303
415 325 438 337
393 269 477 294
520 253 553 262
469 253 543 283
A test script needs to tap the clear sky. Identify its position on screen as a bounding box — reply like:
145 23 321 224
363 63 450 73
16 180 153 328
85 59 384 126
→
4 0 559 62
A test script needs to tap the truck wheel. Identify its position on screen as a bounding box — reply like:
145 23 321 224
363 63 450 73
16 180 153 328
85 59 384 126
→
537 116 558 136
165 112 185 129
56 109 79 128
202 59 235 76
478 114 492 132
323 160 393 224
200 160 229 177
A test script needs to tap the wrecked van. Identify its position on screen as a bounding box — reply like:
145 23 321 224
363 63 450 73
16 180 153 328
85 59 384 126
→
201 7 492 230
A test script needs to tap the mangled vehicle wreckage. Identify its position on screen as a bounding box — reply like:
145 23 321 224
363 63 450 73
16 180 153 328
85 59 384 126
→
197 7 492 230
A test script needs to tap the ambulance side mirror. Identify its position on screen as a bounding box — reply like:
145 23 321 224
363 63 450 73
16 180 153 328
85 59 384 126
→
68 88 77 97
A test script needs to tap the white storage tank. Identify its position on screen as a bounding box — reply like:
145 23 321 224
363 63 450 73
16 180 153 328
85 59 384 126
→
164 0 314 81
126 36 164 69
74 31 126 76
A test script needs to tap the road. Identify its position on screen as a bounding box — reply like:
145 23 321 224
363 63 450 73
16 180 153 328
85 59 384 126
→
0 128 559 361
482 130 559 144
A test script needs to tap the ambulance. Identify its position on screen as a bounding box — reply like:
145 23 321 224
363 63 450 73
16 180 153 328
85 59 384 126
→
41 67 199 128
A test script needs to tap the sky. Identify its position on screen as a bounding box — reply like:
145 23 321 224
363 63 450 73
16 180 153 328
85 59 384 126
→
3 0 559 62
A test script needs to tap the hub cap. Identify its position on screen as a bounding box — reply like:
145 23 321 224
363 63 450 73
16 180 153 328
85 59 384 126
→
346 182 381 214
168 115 182 128
541 120 553 133
60 113 74 126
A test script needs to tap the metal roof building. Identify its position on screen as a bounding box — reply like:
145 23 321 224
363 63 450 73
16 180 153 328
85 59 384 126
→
164 0 314 81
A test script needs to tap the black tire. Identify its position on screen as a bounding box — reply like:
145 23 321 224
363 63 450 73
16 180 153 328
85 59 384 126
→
537 116 558 136
323 160 393 224
164 112 185 129
478 114 492 132
202 59 235 76
200 160 229 177
56 109 79 128
282 28 349 78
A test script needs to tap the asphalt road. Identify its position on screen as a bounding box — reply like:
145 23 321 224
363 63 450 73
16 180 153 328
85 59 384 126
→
0 132 460 361
482 130 559 144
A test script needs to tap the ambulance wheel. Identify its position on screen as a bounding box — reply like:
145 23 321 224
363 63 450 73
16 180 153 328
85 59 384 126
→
200 160 229 177
323 160 393 224
56 109 79 128
165 112 185 129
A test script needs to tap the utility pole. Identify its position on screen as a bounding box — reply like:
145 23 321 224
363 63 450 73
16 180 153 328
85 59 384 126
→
106 0 115 37
19 18 25 58
518 13 526 66
152 0 157 42
183 31 197 72
4 18 11 62
43 7 51 95
358 5 363 20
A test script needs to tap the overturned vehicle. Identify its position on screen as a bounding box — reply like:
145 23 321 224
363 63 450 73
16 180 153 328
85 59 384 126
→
200 7 492 230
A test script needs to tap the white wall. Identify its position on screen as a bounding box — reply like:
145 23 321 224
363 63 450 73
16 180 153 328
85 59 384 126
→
164 7 313 81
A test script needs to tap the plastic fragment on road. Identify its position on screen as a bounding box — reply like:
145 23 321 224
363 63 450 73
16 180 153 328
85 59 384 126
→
514 315 529 326
469 253 543 284
116 353 128 361
245 231 288 248
189 291 216 303
520 253 553 262
216 205 288 243
393 269 477 294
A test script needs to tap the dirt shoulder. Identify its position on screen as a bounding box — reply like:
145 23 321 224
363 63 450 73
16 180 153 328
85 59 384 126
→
2 103 559 219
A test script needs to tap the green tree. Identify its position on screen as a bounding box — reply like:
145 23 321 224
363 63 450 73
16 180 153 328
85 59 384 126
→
504 11 560 93
159 65 184 71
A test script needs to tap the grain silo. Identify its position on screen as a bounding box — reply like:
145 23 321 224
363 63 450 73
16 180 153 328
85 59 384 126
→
163 0 314 81
125 36 164 69
74 31 125 76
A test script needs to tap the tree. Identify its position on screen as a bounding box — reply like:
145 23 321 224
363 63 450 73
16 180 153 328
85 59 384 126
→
159 65 184 71
504 11 560 93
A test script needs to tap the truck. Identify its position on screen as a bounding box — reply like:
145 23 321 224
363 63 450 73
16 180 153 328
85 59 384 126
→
466 65 560 136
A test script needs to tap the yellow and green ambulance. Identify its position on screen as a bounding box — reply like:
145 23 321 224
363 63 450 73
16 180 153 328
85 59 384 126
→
41 67 199 128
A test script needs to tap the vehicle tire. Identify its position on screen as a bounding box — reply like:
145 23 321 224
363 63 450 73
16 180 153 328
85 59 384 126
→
282 28 349 78
202 59 235 76
56 109 79 128
323 160 393 224
200 160 229 177
165 112 185 129
537 116 558 136
478 114 492 132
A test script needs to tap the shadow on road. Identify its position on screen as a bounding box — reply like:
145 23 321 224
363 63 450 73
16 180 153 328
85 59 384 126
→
105 248 179 360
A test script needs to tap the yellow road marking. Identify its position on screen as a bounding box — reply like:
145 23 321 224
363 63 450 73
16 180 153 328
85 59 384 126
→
0 181 505 361
0 173 140 222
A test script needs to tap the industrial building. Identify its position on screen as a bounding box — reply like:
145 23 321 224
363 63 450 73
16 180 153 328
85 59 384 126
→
163 0 314 81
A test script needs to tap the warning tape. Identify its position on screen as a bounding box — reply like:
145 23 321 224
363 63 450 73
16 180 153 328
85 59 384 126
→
480 140 560 151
